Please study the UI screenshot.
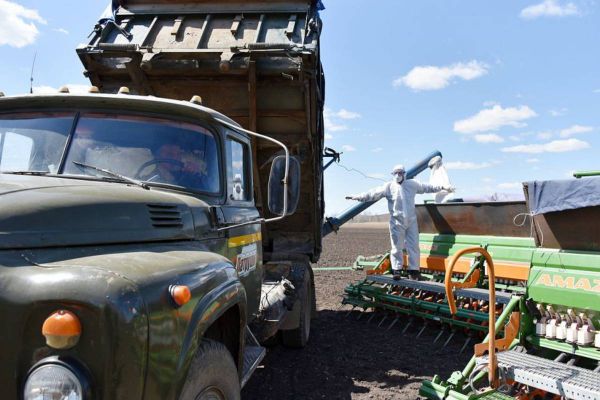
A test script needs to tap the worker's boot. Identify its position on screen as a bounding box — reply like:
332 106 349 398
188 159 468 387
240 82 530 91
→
408 270 422 281
392 269 402 280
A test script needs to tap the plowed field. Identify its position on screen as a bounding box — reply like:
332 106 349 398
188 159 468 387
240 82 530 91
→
242 224 471 399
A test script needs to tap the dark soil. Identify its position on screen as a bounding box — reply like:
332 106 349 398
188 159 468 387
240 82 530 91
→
242 224 471 400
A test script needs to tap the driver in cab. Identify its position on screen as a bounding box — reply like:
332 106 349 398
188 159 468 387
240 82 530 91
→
145 143 208 190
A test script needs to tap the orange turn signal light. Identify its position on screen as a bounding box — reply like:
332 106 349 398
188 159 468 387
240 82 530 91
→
170 285 191 307
42 310 82 349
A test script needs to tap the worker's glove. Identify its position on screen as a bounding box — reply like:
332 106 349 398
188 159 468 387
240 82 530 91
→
345 196 356 200
443 185 456 193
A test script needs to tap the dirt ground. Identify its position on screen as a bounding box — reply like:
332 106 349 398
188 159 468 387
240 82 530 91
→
242 224 471 400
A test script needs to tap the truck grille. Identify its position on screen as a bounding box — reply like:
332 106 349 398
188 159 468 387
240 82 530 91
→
147 204 183 228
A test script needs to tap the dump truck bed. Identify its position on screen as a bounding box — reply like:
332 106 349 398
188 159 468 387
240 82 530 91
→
78 0 325 261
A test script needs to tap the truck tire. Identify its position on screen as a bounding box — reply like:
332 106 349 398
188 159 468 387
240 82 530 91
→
179 339 241 400
281 264 312 348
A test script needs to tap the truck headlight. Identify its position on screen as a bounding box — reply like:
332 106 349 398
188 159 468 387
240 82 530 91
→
24 364 83 400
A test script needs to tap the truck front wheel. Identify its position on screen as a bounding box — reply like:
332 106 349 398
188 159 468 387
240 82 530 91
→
179 339 241 400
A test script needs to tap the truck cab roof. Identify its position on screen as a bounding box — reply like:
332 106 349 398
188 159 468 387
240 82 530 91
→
0 91 242 134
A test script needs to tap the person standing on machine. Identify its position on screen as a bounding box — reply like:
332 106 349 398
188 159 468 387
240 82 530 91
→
346 164 454 280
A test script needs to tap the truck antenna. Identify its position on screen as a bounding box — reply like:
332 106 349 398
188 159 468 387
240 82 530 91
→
29 51 37 94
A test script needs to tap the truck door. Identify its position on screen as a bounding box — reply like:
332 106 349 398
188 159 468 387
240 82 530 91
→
222 134 263 318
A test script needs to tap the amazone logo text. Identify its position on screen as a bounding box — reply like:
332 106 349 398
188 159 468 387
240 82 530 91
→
535 273 600 293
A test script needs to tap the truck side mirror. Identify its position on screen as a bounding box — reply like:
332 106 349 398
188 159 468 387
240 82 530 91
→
268 155 301 216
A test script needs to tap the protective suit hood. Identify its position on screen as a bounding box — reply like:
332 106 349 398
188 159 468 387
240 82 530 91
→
391 164 406 184
391 164 405 175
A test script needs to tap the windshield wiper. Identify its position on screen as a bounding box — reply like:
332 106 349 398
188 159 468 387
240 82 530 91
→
2 170 50 176
72 161 150 190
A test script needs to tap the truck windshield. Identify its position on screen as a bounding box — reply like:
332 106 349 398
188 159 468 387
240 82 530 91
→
0 112 220 194
0 113 74 173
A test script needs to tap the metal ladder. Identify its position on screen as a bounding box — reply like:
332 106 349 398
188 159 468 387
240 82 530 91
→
478 350 600 400
241 327 266 388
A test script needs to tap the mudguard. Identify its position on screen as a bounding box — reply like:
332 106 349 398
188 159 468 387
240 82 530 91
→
176 275 247 382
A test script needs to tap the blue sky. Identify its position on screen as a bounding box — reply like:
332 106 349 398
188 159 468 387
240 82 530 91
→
1 0 599 215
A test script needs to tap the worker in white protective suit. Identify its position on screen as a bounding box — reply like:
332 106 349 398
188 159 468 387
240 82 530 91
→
346 164 454 280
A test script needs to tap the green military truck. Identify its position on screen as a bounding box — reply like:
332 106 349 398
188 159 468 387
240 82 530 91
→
0 0 325 399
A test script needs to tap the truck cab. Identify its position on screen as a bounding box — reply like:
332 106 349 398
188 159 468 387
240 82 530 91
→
0 91 306 400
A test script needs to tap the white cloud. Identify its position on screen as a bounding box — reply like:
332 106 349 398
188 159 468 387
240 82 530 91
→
497 182 522 190
393 60 488 91
474 133 504 143
367 173 385 179
324 107 361 133
520 0 581 19
341 144 356 152
454 105 537 134
33 86 57 94
531 126 593 140
33 84 91 94
53 28 69 35
0 0 46 48
445 161 492 170
594 89 600 93
502 138 590 154
324 119 347 132
482 177 494 183
509 135 522 142
549 107 567 117
336 109 361 120
537 131 553 140
559 124 593 137
324 133 333 140
527 158 540 163
371 147 383 153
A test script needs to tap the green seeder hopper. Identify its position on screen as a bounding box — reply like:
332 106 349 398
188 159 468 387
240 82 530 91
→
342 177 600 399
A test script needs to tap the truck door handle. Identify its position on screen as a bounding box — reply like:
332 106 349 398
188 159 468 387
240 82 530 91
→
209 206 226 228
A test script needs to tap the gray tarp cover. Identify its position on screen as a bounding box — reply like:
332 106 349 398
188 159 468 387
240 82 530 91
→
526 177 600 215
